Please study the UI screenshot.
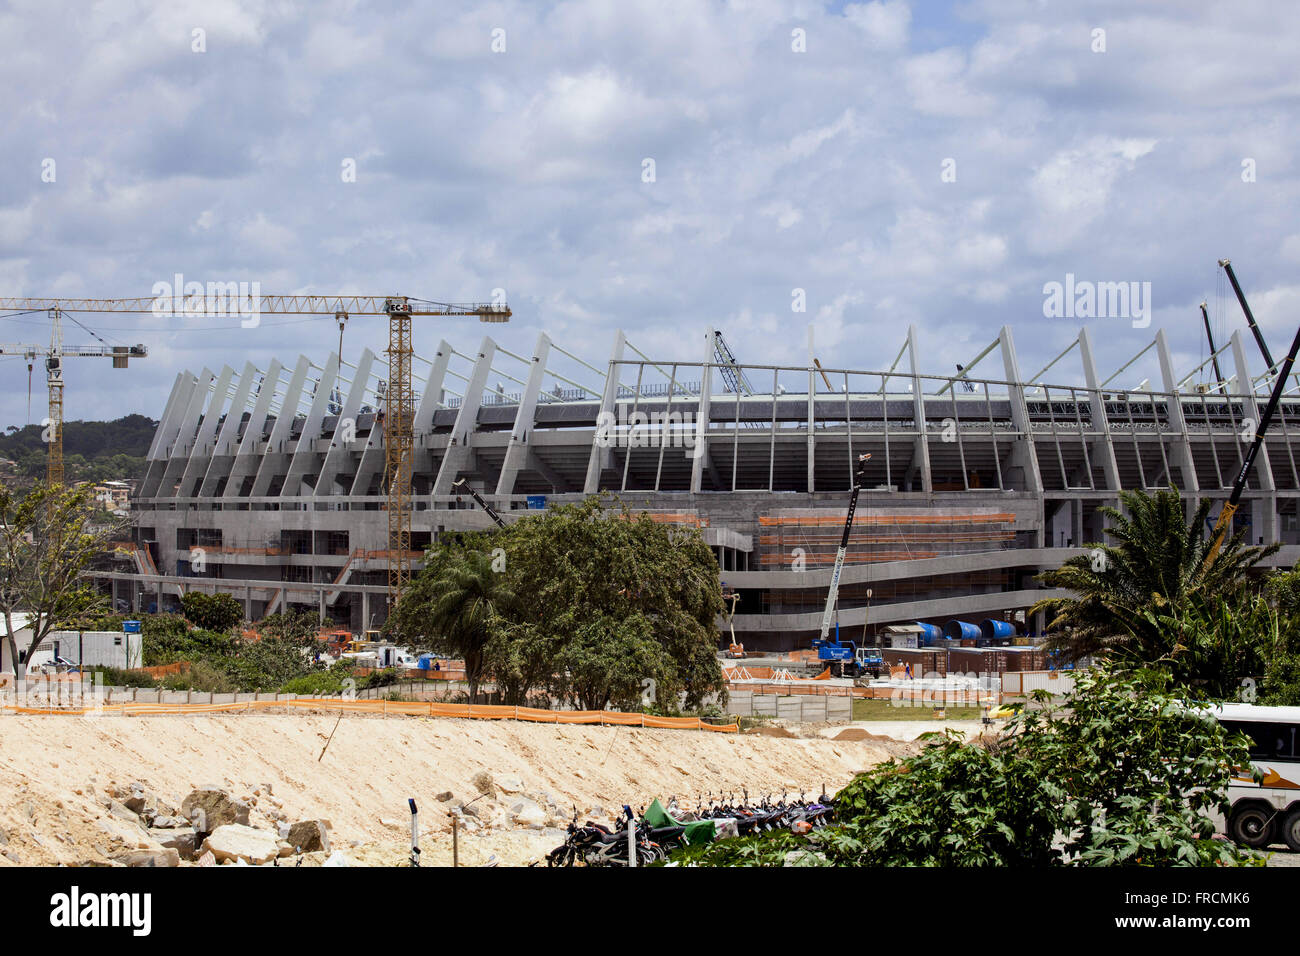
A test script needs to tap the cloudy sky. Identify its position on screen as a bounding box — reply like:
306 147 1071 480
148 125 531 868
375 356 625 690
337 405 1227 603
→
0 0 1297 428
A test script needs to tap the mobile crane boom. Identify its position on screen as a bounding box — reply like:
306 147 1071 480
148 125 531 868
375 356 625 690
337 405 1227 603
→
1206 323 1300 565
817 454 872 644
452 478 507 528
1204 260 1300 567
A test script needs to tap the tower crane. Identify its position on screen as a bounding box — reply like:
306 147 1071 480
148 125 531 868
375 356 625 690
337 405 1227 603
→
0 292 511 606
0 308 147 486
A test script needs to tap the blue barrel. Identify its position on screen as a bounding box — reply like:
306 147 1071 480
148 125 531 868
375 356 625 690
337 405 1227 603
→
943 620 981 642
980 619 1016 642
914 621 943 644
122 620 142 634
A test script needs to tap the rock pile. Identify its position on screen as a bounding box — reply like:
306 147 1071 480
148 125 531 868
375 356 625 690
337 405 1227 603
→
86 781 331 867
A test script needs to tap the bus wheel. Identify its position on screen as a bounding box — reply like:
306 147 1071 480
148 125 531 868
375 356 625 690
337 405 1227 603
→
1282 808 1300 853
1229 805 1275 849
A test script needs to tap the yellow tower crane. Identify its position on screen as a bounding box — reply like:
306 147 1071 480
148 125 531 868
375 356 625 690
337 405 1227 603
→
0 308 147 486
0 293 510 606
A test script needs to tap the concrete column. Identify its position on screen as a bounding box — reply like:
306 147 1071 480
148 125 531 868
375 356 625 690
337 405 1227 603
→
316 348 377 497
283 352 341 496
907 325 932 494
999 326 1043 498
497 333 552 496
144 372 190 461
691 330 715 494
806 324 816 493
154 368 214 498
585 330 627 494
1155 329 1200 495
433 337 498 495
178 364 234 497
199 361 258 496
139 372 196 497
1078 328 1121 492
412 340 453 435
251 356 311 497
224 358 284 499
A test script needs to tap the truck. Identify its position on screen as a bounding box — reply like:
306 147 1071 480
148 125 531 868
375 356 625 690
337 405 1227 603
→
812 624 885 679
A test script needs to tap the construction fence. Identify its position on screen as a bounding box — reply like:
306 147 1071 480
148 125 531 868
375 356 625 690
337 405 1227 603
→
0 686 738 733
725 692 852 722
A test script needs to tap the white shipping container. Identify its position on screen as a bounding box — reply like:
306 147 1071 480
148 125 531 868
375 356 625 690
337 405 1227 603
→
1002 669 1075 696
39 631 143 670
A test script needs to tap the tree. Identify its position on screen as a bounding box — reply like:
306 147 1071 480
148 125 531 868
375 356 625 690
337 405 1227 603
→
1031 490 1277 665
503 496 726 711
389 548 514 703
180 592 244 632
0 483 125 678
257 608 320 641
678 666 1261 867
388 495 727 711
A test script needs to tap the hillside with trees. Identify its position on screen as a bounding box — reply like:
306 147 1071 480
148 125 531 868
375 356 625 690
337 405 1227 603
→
0 414 156 485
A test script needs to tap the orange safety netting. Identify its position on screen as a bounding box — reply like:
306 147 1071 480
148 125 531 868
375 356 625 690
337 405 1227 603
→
0 697 739 732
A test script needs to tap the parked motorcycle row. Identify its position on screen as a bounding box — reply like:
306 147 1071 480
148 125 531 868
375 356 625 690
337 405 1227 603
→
545 789 837 867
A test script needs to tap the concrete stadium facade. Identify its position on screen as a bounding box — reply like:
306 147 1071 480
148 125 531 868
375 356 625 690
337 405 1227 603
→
105 322 1300 652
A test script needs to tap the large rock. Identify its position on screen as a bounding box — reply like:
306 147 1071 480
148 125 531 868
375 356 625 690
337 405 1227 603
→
181 789 250 830
286 820 330 854
201 824 279 865
496 775 525 794
116 848 180 868
153 831 197 860
512 802 546 827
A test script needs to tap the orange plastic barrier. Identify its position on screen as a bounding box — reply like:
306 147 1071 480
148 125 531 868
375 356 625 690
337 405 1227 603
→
0 697 739 732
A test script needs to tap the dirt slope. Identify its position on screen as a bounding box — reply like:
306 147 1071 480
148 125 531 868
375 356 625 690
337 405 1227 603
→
0 713 895 866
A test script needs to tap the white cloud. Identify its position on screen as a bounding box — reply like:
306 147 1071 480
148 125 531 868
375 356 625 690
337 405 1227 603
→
844 1 911 51
0 1 1296 424
1028 138 1157 252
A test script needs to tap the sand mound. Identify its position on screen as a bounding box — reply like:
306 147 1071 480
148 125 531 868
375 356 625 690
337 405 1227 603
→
0 713 892 866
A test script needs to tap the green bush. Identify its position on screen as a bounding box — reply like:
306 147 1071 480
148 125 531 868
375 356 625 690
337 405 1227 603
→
259 609 321 642
83 666 156 688
160 661 237 694
180 592 244 633
679 666 1262 868
360 667 398 689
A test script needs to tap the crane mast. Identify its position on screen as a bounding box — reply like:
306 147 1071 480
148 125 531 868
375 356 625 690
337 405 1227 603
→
47 308 64 486
0 307 149 487
1 291 509 608
817 454 871 644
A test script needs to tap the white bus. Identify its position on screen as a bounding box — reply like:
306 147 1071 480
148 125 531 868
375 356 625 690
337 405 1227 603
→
1211 703 1300 851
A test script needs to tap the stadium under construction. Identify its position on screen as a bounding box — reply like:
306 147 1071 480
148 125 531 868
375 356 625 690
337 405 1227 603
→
100 322 1300 653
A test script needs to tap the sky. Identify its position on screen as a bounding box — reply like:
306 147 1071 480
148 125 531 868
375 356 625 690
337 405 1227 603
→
1 0 1298 429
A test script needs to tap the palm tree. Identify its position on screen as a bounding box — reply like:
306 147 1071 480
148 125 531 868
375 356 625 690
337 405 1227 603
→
1031 489 1278 664
393 549 515 703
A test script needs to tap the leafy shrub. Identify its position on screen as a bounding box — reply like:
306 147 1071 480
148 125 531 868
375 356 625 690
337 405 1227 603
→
680 666 1262 868
180 592 244 633
259 609 321 642
160 661 237 694
84 666 157 688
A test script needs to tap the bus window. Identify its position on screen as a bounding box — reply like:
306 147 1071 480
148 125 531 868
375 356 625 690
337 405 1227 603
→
1221 721 1299 762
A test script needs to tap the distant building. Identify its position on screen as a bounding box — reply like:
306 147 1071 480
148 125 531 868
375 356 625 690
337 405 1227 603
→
99 323 1300 652
93 481 131 513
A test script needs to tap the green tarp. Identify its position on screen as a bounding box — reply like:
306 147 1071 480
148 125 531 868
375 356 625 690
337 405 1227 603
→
643 798 716 846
